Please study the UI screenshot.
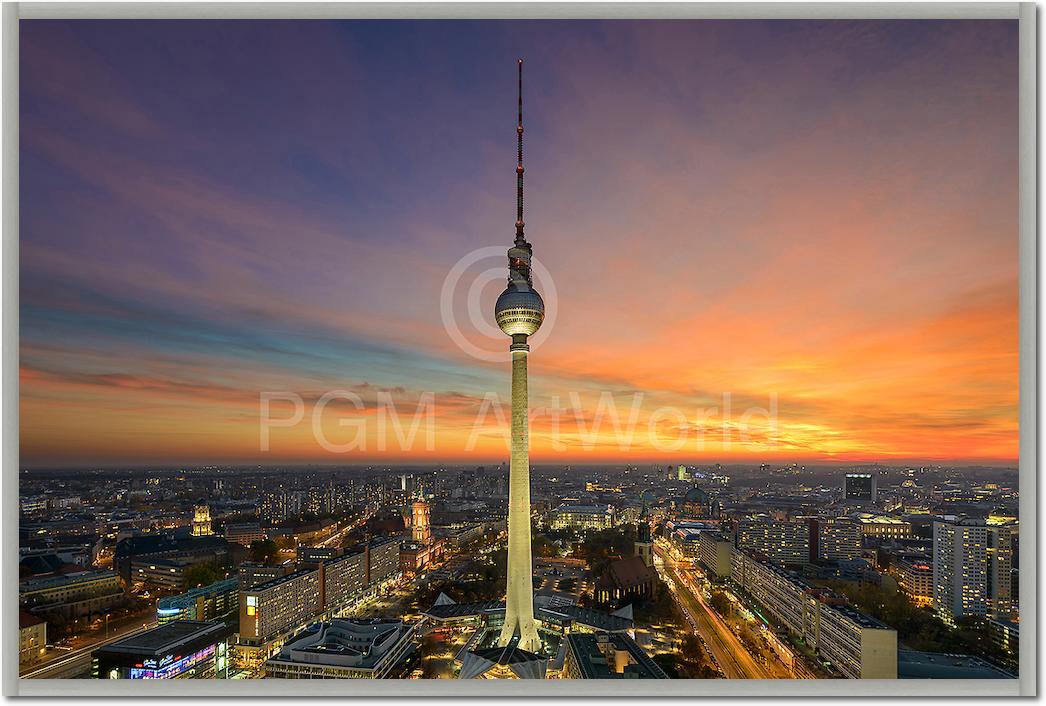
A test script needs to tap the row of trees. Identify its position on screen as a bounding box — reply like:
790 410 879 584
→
824 580 1015 668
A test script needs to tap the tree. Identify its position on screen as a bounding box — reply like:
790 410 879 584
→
574 526 637 578
248 539 279 564
823 579 1014 668
532 534 559 558
709 589 731 616
183 562 221 589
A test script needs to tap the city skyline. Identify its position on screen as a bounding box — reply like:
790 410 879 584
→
20 19 1018 467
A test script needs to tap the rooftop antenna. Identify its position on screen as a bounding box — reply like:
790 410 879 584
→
515 59 526 247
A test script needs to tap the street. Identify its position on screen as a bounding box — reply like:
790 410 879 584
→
21 619 159 679
654 543 774 679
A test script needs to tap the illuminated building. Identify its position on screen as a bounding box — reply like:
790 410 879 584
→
670 527 704 558
434 594 642 680
737 519 809 565
156 578 239 625
238 562 293 589
411 494 431 543
19 612 46 666
113 534 230 586
493 59 544 655
20 496 48 515
890 555 934 607
364 536 402 588
989 618 1019 654
933 519 1015 622
858 515 912 539
401 492 446 575
191 505 213 537
224 523 266 546
732 550 897 679
845 473 877 504
91 620 232 679
679 485 720 519
264 619 415 679
297 545 339 565
238 569 323 664
550 504 615 531
562 632 669 679
320 549 367 611
131 556 203 592
594 556 657 605
811 518 862 561
19 569 125 620
697 531 734 578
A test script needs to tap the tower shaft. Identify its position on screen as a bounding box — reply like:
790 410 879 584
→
499 347 540 652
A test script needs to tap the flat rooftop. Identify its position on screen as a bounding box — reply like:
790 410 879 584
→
898 651 1015 679
248 568 316 593
99 620 228 656
566 632 668 679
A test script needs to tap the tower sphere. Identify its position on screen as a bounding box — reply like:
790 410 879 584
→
495 285 544 337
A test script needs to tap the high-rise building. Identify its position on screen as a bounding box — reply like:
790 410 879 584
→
811 518 863 561
238 569 323 664
845 473 877 504
933 519 1015 622
737 519 809 565
698 531 734 578
320 550 367 612
732 550 897 678
493 60 545 655
192 505 213 537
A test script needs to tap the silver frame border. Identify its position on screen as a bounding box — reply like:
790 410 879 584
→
2 2 1036 698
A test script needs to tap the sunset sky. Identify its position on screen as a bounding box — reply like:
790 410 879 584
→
20 19 1019 467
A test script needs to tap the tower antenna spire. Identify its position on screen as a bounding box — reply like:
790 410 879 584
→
515 59 526 246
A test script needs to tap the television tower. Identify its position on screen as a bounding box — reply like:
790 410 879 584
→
494 59 545 653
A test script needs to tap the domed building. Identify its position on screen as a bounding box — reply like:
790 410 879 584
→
679 485 721 520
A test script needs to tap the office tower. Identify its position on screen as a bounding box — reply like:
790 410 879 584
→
494 60 544 654
933 519 1015 622
192 504 212 536
845 473 877 504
